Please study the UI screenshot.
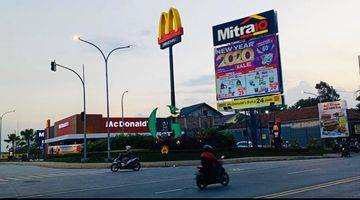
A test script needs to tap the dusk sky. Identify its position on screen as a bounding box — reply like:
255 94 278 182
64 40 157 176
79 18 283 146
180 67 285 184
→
1 0 359 151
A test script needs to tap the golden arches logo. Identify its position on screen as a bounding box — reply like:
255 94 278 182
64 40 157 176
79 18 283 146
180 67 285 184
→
158 7 183 45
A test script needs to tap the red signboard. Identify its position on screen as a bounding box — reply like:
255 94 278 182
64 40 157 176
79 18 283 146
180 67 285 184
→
54 115 77 137
101 118 149 133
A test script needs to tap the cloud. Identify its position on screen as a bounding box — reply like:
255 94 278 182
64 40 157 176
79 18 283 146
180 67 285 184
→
180 75 214 86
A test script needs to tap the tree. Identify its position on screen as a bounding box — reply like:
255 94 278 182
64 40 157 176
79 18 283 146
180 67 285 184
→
315 81 340 102
20 129 35 158
4 132 21 155
289 97 319 109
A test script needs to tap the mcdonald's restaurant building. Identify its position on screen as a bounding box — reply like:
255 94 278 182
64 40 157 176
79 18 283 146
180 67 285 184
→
227 106 360 147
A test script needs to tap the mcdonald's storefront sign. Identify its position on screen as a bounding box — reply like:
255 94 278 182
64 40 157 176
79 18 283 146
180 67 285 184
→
158 7 184 49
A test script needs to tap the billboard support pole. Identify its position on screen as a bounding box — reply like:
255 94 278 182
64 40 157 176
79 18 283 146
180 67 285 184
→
249 108 258 148
169 46 176 119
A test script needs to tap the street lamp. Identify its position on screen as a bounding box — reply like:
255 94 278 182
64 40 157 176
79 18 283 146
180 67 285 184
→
302 90 322 103
74 35 131 161
121 90 129 135
0 110 15 159
50 60 88 162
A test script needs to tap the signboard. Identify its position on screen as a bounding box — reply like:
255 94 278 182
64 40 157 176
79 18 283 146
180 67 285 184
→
103 118 149 133
217 94 282 111
354 124 360 135
47 144 82 155
215 34 282 101
161 145 169 155
35 130 45 150
54 115 77 137
212 10 278 46
158 7 183 49
318 100 350 138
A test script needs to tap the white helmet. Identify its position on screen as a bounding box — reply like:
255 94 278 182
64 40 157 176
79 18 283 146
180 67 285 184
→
125 145 131 150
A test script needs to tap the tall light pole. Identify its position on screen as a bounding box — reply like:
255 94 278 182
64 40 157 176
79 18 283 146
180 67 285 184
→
50 61 88 162
121 90 129 135
302 91 322 103
0 110 15 159
74 35 131 161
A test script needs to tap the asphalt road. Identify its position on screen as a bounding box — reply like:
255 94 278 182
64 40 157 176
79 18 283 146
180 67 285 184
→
0 153 359 198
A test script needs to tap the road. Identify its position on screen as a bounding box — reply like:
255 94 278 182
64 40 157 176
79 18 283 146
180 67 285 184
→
0 153 359 198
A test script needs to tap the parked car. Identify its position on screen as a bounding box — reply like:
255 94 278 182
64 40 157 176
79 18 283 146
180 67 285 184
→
236 141 253 148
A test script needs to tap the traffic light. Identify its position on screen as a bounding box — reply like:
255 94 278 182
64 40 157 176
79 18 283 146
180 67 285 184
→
50 60 57 72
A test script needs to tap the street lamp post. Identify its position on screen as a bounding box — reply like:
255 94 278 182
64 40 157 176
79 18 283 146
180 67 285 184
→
50 61 88 162
121 91 129 135
74 35 131 161
302 91 322 103
0 110 15 159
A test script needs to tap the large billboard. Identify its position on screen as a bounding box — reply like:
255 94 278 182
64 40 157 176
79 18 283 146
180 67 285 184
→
215 34 282 101
212 10 278 46
318 100 350 138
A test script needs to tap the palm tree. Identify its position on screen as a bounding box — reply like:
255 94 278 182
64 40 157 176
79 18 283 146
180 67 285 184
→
20 129 34 158
4 132 21 156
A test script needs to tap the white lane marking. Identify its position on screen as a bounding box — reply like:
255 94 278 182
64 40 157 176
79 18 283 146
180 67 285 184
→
255 175 360 198
0 178 9 182
19 176 193 198
155 188 184 194
6 177 21 181
287 168 320 175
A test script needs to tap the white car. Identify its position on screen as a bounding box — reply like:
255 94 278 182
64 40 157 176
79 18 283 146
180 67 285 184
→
236 141 253 148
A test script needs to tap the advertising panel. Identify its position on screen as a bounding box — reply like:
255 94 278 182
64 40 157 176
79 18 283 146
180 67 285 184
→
318 100 350 138
212 10 278 46
217 94 282 111
215 34 282 101
54 115 77 137
47 144 82 155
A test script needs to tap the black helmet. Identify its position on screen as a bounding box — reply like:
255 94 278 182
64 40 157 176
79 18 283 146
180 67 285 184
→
203 144 213 150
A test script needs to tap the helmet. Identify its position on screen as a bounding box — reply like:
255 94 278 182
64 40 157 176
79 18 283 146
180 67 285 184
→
202 144 213 150
125 145 131 150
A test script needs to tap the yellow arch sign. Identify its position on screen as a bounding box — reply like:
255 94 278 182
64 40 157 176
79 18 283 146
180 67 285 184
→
158 7 183 47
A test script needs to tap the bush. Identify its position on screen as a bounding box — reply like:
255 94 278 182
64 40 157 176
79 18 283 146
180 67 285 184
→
88 135 156 152
290 140 301 150
307 138 322 151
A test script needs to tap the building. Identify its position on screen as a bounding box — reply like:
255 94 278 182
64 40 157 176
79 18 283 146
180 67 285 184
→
227 106 360 147
178 103 223 135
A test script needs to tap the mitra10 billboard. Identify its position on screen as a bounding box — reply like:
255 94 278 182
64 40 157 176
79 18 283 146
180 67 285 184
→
212 10 278 46
318 100 349 138
215 34 282 100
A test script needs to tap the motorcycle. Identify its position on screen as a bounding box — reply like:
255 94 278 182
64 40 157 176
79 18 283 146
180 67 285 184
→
340 145 351 157
110 156 141 172
195 156 229 190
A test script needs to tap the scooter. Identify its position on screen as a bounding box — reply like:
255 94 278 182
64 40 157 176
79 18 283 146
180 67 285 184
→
110 156 141 172
340 145 351 157
195 156 229 190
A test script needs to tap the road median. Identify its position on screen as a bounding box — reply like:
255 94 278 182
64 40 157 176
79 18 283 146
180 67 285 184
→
0 154 339 169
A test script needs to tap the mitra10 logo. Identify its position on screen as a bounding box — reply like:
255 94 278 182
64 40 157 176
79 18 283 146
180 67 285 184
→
212 10 278 46
158 7 184 49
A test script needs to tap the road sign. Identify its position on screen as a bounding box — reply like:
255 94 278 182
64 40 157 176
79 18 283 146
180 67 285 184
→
161 145 169 155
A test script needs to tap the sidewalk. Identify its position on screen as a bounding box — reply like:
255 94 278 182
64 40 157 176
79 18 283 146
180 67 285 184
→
0 154 340 169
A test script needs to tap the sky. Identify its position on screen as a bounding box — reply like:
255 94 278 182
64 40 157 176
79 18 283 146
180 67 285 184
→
1 0 360 151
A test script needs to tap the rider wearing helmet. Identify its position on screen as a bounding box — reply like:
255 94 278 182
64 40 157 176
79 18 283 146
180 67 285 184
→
118 145 134 165
200 145 220 177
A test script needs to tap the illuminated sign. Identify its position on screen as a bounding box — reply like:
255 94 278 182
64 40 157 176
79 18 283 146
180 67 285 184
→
158 7 184 49
58 122 69 129
217 94 283 111
212 10 278 46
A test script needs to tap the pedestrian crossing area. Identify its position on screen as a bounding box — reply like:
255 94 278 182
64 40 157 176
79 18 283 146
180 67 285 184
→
0 170 107 183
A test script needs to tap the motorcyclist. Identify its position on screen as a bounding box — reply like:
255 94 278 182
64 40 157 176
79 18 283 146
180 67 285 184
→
200 145 220 178
117 145 134 165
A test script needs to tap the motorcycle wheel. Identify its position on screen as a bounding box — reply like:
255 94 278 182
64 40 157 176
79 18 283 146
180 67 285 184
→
133 162 141 171
110 163 119 172
196 175 207 190
220 172 229 186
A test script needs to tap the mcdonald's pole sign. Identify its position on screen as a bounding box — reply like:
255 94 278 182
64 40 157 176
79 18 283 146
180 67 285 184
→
157 7 184 122
158 7 184 49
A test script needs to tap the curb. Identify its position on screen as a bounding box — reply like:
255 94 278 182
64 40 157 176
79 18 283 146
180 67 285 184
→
0 154 339 169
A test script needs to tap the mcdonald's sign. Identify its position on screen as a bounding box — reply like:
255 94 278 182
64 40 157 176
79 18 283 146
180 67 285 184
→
158 7 184 49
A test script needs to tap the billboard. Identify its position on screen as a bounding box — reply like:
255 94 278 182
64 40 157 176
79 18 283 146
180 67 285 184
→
217 94 283 111
212 10 278 46
215 34 282 101
47 144 82 155
318 100 350 138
